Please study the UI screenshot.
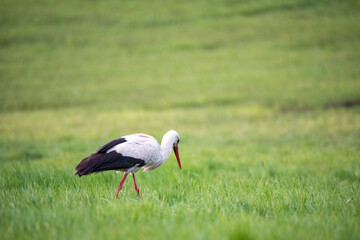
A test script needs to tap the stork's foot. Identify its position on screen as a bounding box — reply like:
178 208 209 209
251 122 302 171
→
115 185 123 198
116 173 129 198
132 174 140 196
135 186 140 196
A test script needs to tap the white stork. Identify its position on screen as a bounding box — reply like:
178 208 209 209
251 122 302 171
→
75 130 181 197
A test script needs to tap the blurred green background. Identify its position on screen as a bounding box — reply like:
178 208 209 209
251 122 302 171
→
1 0 359 239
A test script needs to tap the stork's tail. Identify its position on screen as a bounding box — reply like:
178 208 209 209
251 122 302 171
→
74 157 88 177
74 154 98 177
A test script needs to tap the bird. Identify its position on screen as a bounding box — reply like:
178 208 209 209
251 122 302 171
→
75 130 181 197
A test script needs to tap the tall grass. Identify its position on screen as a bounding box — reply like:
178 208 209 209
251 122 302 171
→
1 0 359 239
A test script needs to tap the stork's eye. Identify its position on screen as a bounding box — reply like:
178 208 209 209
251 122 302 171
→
177 139 180 144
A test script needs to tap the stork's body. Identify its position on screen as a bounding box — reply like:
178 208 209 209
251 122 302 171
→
75 130 181 197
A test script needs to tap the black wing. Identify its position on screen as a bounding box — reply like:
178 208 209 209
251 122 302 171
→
96 138 127 153
75 151 145 177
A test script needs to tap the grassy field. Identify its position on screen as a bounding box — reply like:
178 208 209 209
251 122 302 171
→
1 0 360 239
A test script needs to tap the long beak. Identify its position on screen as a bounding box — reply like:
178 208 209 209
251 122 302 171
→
173 146 182 169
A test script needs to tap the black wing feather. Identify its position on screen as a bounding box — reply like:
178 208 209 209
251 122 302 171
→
75 152 145 177
96 138 127 153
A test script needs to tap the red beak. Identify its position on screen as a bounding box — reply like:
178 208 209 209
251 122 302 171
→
173 146 181 169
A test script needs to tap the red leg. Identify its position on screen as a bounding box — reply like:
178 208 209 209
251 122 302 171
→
132 174 140 196
116 173 128 198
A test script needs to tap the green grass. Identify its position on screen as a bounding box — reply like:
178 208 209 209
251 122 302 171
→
1 0 360 239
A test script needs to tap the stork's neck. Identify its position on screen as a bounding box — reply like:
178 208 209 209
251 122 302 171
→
160 133 176 162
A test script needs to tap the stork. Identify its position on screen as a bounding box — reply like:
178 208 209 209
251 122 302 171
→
75 130 181 197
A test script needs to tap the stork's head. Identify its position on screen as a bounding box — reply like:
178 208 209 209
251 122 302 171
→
163 130 181 170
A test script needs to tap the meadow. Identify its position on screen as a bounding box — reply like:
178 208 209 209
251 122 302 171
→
0 0 359 239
